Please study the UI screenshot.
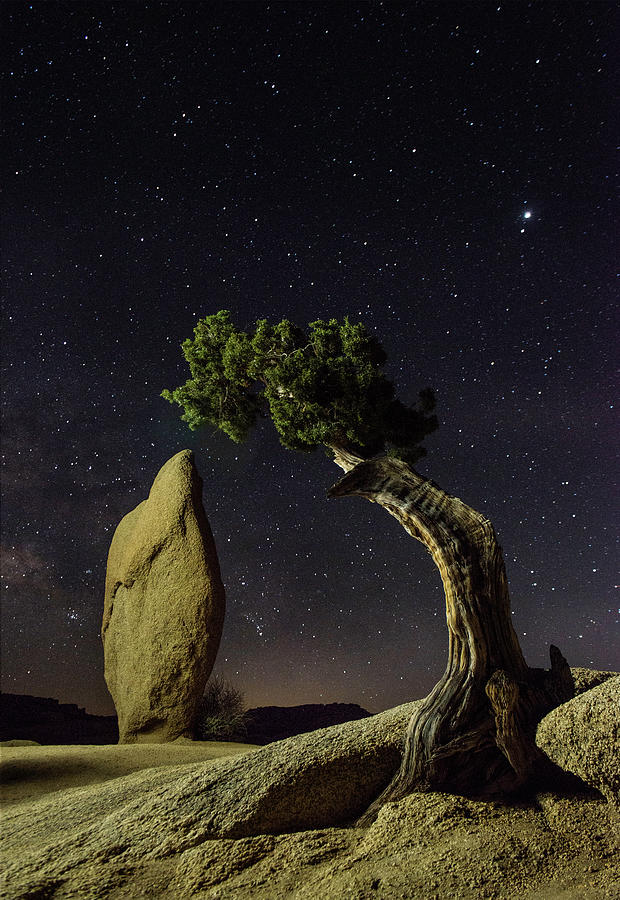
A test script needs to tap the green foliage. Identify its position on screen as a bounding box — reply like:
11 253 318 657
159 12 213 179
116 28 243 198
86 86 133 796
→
194 676 247 742
161 310 262 444
163 310 438 464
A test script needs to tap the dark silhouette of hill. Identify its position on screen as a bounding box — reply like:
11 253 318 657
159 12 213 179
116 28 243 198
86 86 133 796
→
0 694 118 745
0 694 370 746
243 703 370 744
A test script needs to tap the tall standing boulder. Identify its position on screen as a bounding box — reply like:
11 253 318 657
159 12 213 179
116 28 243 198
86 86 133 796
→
102 450 225 743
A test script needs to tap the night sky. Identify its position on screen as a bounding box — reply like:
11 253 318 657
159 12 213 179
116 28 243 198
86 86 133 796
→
2 2 618 717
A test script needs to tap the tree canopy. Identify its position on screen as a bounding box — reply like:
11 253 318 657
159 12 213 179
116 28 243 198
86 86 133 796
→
162 310 438 465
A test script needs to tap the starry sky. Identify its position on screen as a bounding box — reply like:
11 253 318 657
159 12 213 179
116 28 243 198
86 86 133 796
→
2 1 618 717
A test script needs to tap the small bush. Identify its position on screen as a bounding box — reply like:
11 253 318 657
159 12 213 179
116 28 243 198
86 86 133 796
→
195 676 248 741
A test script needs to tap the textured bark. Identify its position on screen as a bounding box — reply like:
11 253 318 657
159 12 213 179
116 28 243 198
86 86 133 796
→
327 450 573 813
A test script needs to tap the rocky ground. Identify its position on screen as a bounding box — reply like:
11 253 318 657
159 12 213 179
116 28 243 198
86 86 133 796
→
1 670 618 899
0 740 257 805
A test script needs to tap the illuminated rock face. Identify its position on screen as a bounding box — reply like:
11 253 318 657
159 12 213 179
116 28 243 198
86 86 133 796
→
536 674 620 805
102 450 225 743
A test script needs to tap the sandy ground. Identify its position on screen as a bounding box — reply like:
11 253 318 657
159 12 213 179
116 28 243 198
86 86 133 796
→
0 740 258 805
1 742 619 899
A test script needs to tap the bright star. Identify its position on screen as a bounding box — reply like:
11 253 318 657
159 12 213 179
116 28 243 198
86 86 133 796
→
523 211 532 219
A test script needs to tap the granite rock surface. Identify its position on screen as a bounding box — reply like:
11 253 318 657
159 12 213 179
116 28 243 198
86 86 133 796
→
102 450 225 743
536 674 620 804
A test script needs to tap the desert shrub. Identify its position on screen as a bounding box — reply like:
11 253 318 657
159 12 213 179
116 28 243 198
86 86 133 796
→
195 676 248 741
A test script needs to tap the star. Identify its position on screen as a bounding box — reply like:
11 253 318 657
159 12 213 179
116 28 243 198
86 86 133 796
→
2 0 616 717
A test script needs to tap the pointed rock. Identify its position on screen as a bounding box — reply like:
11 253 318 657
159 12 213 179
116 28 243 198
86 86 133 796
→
102 450 225 743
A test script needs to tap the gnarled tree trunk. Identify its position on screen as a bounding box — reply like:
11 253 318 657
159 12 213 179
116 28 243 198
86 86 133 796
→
327 448 573 816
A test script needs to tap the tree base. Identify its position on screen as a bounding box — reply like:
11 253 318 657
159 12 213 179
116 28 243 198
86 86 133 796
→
357 645 574 825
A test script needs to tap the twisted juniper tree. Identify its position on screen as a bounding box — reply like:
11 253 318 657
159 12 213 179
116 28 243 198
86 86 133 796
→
163 310 573 812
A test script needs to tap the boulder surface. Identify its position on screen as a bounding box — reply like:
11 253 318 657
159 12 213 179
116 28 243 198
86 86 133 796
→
569 666 619 695
102 450 225 743
3 679 620 899
1 701 417 898
536 674 620 804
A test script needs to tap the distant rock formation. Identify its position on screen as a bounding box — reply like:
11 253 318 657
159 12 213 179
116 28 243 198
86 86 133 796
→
243 703 370 744
102 450 225 743
0 696 369 747
0 694 118 745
